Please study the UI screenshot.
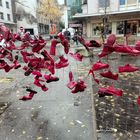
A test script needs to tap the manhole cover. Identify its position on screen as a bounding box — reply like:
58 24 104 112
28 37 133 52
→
0 77 14 83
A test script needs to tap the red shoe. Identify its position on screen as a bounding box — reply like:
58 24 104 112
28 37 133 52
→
69 52 83 61
21 51 30 63
17 42 29 50
32 71 42 77
137 96 140 105
26 88 37 94
13 60 21 69
98 87 113 97
67 81 77 89
88 69 99 84
114 44 140 55
59 55 68 63
32 42 46 53
50 39 59 55
55 60 69 69
33 77 43 87
57 32 65 42
98 44 114 58
44 74 59 83
41 85 48 91
86 40 101 48
41 50 54 63
24 67 33 76
106 34 116 45
98 86 123 97
118 64 139 73
3 64 13 72
77 36 89 51
45 62 55 74
69 71 73 82
91 60 109 71
71 80 86 94
19 92 35 101
135 41 140 51
61 39 69 54
100 70 118 80
107 86 123 96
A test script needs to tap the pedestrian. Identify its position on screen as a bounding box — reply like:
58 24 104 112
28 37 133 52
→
64 28 71 41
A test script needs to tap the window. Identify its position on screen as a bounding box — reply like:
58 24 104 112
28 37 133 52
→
116 21 124 34
7 14 11 21
99 0 110 8
0 0 2 6
0 12 4 19
120 0 125 5
83 0 87 4
127 0 137 4
6 1 9 8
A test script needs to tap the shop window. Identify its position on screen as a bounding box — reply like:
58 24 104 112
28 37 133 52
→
120 0 125 5
117 21 124 34
127 21 137 35
127 0 137 5
92 23 112 36
92 24 103 36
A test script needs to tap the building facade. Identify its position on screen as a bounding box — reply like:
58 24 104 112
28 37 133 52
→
73 0 140 38
64 0 83 30
15 0 49 35
0 0 16 32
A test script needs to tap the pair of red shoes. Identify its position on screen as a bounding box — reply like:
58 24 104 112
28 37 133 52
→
55 56 69 69
50 39 59 55
34 76 48 91
98 86 123 97
69 52 83 61
44 74 59 83
118 64 139 73
67 71 86 93
71 80 87 94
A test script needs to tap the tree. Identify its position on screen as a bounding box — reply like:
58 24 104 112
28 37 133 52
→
37 0 62 22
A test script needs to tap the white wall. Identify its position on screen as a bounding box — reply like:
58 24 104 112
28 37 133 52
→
87 0 98 14
110 0 119 12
